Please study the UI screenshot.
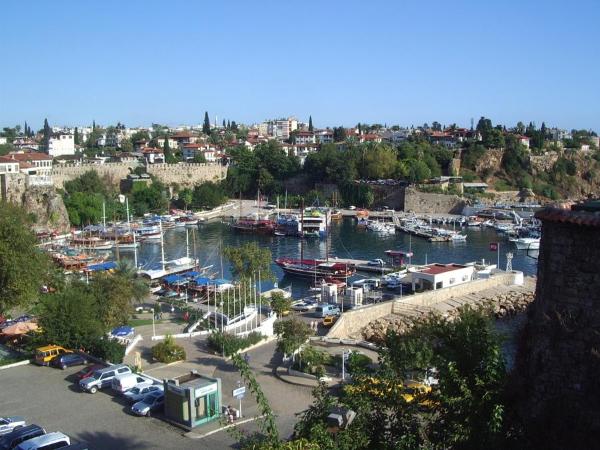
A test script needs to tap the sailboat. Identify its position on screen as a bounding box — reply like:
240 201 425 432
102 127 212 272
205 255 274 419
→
137 224 198 280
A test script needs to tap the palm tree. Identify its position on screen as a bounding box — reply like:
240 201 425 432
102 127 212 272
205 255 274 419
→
114 261 149 304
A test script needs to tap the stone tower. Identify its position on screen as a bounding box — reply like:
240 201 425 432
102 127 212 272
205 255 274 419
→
515 202 600 449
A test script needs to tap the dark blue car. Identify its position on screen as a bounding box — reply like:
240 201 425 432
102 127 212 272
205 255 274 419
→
50 353 87 370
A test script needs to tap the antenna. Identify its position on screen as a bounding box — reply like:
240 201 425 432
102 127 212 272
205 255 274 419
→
506 252 513 272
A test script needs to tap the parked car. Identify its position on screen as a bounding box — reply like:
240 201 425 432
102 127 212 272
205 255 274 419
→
349 206 356 210
0 417 25 436
111 374 153 394
131 391 165 416
50 354 87 370
367 259 385 267
291 301 318 312
75 364 105 380
123 385 163 403
34 345 72 366
79 364 132 394
15 432 70 450
314 304 340 318
0 425 45 450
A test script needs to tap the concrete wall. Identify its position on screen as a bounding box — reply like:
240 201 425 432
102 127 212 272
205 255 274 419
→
52 163 228 190
328 272 516 339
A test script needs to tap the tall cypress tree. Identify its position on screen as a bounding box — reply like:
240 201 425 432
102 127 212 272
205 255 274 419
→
222 119 226 128
308 116 313 132
42 118 51 151
163 136 173 163
203 112 211 135
74 127 80 145
227 120 231 130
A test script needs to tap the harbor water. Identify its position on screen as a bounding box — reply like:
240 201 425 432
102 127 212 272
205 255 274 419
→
120 218 538 299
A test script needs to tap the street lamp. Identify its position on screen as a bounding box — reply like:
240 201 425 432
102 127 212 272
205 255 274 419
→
220 301 224 357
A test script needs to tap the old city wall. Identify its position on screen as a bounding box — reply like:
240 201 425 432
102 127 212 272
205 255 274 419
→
327 272 517 339
402 187 466 214
52 163 227 190
515 213 600 446
529 151 560 176
147 163 227 188
52 163 134 189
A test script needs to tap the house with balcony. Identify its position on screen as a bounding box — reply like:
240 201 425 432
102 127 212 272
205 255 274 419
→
141 147 164 164
294 131 316 145
48 133 75 157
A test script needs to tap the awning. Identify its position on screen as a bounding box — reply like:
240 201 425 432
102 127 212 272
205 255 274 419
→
111 325 134 337
85 261 118 272
163 274 185 284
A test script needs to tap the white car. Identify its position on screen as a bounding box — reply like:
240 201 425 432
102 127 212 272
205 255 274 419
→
291 301 317 312
368 259 385 267
124 385 163 403
349 206 356 210
0 417 25 435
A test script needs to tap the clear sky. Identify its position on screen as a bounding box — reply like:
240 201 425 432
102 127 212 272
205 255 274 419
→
1 0 599 131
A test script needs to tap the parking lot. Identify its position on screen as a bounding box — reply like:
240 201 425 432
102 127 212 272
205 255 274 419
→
0 364 239 449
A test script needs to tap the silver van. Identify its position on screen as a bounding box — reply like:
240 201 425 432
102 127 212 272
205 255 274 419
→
314 304 341 318
79 364 132 394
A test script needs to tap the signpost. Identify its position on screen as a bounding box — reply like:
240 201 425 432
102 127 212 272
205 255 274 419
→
232 383 246 418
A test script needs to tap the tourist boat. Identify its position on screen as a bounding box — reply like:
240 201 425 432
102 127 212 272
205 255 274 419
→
331 210 343 221
275 257 355 280
135 226 162 242
509 237 540 250
466 216 483 227
450 233 467 241
70 236 114 251
231 216 276 234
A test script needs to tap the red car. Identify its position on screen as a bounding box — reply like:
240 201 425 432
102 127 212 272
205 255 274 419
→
75 364 105 380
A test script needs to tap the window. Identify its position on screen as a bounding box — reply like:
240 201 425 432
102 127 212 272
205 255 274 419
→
117 367 129 374
449 278 455 284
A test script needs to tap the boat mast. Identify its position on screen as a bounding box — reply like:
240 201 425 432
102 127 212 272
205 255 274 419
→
159 221 165 272
102 201 106 228
127 197 138 269
300 198 305 262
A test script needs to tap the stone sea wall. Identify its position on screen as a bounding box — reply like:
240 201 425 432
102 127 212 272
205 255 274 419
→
52 162 227 189
363 290 535 343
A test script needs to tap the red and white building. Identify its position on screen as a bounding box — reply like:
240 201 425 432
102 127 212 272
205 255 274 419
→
410 263 475 291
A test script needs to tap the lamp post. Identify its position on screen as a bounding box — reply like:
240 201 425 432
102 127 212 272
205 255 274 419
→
220 300 224 357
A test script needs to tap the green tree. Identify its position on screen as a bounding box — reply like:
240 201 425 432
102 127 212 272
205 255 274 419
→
273 318 313 356
192 181 227 209
163 136 176 163
90 272 138 329
42 118 51 151
308 115 313 132
223 242 274 281
152 334 186 363
193 152 207 163
203 111 211 135
268 292 292 317
0 202 50 314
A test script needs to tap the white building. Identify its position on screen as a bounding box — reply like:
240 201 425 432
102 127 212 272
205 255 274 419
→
181 143 217 162
48 133 75 157
294 131 316 145
7 152 53 175
0 156 20 174
410 263 475 291
315 130 334 144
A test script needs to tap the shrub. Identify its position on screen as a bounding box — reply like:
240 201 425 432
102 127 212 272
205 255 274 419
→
152 334 186 363
89 337 126 364
493 179 513 191
292 345 331 374
332 351 372 375
207 331 265 356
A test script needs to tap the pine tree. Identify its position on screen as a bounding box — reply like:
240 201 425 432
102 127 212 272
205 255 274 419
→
203 112 211 135
227 120 231 130
24 121 27 137
308 116 313 132
42 118 51 151
74 127 80 145
222 119 226 128
93 120 96 131
231 121 238 131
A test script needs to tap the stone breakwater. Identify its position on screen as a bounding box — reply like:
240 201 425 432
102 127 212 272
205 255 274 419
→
362 290 535 344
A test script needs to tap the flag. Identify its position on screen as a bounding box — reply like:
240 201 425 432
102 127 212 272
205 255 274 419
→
489 242 498 251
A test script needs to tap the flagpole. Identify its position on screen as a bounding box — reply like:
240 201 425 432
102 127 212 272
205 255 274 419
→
498 242 500 271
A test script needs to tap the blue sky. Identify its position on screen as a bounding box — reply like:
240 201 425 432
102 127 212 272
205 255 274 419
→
1 0 599 131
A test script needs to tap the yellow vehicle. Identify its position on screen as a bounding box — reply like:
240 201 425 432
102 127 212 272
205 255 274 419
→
344 377 432 405
34 345 73 366
322 315 337 327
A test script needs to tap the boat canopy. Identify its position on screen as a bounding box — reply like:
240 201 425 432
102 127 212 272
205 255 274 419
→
85 261 117 272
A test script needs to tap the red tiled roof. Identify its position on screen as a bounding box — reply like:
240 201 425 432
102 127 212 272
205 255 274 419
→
0 156 18 164
141 147 162 154
419 264 467 275
183 143 202 148
18 161 34 169
8 152 52 161
171 132 193 139
535 207 600 227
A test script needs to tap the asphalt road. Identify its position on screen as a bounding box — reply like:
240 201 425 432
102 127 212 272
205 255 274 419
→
0 364 237 449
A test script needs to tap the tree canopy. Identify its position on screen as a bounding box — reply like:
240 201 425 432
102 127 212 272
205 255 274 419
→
0 203 50 314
